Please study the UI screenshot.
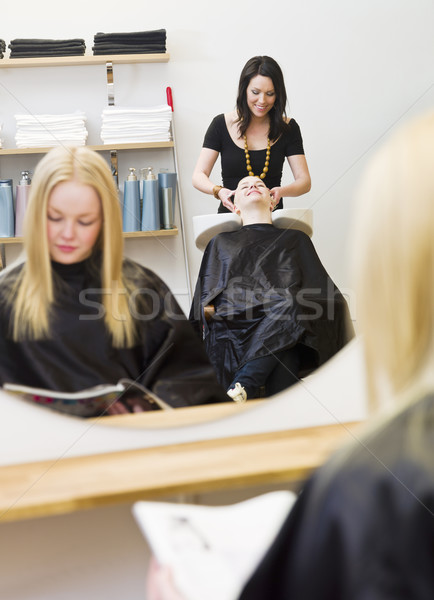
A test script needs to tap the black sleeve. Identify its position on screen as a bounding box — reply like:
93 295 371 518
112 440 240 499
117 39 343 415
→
284 118 305 156
202 114 225 151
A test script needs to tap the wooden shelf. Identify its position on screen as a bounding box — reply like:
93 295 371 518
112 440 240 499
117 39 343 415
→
0 53 170 69
0 141 174 156
0 419 362 522
0 227 178 244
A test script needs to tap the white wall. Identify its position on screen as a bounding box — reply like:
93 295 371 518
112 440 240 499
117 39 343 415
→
2 0 434 315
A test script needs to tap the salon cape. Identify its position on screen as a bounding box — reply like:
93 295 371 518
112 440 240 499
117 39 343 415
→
239 392 434 599
189 224 354 389
0 255 227 412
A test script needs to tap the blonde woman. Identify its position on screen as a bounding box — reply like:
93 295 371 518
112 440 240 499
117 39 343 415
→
147 112 434 599
0 146 227 415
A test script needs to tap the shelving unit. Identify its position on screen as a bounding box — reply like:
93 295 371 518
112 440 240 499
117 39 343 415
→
0 53 192 303
0 141 174 155
0 53 170 69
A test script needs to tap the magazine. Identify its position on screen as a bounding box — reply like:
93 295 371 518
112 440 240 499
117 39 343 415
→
133 490 297 600
2 377 172 417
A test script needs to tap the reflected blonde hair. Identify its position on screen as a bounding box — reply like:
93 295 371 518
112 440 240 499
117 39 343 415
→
10 146 136 347
353 111 434 407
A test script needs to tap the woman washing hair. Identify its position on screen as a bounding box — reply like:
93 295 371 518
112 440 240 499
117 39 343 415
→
192 56 311 212
0 146 227 415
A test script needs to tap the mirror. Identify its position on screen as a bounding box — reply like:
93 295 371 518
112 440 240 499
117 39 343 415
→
1 2 430 435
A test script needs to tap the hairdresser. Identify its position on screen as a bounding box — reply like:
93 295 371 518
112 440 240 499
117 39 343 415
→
192 55 311 213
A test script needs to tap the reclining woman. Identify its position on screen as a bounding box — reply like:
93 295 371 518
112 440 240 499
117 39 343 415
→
0 146 228 415
190 176 353 402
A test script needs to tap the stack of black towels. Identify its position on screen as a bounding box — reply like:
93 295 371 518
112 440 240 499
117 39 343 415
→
8 38 86 58
0 40 6 58
92 29 166 55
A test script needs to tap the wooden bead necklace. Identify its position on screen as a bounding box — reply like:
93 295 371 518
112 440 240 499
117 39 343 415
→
243 135 271 179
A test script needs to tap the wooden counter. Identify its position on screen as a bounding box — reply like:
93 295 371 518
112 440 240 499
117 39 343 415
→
0 402 362 522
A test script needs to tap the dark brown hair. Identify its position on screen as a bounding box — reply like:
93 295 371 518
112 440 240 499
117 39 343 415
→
236 56 289 141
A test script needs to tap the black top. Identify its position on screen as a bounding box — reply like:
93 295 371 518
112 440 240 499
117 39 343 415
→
239 392 434 600
203 114 305 212
0 255 227 414
189 225 353 389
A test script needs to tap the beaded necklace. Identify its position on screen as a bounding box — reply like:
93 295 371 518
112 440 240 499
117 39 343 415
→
243 135 271 179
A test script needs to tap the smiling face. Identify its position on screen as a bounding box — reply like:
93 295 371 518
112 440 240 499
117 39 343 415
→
246 75 276 119
234 176 273 214
47 179 103 264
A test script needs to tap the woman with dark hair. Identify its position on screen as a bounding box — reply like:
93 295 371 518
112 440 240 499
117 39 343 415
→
192 56 311 213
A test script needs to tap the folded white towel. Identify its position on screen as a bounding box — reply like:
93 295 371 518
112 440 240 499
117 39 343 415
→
15 111 88 149
100 104 172 145
102 105 171 116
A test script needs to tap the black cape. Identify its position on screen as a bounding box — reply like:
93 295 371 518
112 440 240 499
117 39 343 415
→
0 256 227 412
239 392 434 600
190 224 354 389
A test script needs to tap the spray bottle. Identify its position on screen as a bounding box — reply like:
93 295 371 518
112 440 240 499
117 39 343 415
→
15 170 32 236
141 167 160 231
123 167 140 232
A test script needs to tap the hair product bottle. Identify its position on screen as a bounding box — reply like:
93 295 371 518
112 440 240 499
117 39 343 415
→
158 169 177 228
123 167 140 232
0 179 14 237
15 170 32 236
161 187 173 229
141 167 160 231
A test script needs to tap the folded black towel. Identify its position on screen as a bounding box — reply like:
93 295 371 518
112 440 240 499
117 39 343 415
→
92 47 165 55
8 38 86 58
93 29 166 43
9 48 86 58
9 38 86 47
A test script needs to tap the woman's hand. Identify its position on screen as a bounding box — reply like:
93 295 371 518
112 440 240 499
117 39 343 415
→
219 188 236 212
270 187 282 208
146 557 186 600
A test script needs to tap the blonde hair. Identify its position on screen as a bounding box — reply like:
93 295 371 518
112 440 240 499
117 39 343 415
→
352 111 434 407
10 145 136 347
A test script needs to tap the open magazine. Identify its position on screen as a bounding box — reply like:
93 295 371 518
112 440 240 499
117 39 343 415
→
2 377 172 417
133 490 297 600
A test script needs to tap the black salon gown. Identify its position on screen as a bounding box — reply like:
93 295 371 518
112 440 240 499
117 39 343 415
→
239 392 434 599
0 256 227 412
190 224 354 389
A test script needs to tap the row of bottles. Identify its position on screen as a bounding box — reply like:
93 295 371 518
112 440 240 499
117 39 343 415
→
0 171 32 237
122 166 177 233
0 166 177 238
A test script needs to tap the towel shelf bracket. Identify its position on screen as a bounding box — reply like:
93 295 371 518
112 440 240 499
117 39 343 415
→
106 61 115 106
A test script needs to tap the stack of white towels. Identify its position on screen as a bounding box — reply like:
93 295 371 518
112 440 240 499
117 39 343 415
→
100 104 172 144
14 111 88 148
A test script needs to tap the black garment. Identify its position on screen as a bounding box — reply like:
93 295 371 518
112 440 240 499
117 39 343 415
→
93 30 167 43
229 347 300 398
8 38 86 58
92 45 165 55
189 224 353 390
239 392 434 600
0 256 227 413
203 114 305 213
92 29 166 55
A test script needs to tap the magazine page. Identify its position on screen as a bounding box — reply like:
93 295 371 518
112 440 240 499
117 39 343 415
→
133 490 297 600
2 378 170 417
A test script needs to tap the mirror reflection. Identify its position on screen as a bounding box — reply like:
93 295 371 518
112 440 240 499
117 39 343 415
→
0 55 355 422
